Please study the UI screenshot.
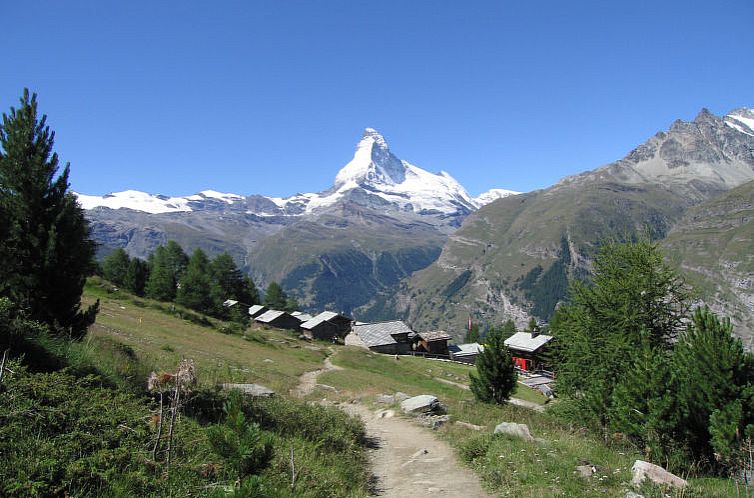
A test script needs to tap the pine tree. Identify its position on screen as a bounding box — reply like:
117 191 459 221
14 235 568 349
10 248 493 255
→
0 89 97 338
469 325 517 404
124 257 149 296
501 319 517 340
176 248 212 313
464 323 480 343
551 238 690 427
102 248 131 287
263 282 287 310
145 246 176 301
672 307 753 469
209 253 259 317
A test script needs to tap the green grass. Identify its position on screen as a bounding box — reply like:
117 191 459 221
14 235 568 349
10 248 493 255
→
321 347 737 498
82 278 327 393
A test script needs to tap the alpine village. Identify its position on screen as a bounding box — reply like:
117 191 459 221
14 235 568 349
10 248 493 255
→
2 4 754 498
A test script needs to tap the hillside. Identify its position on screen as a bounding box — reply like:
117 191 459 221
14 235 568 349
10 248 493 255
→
76 281 736 497
395 108 754 338
662 179 754 344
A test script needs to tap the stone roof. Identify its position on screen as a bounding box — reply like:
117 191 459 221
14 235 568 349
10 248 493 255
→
255 310 287 323
352 320 413 348
248 304 268 317
448 342 483 354
291 311 314 322
417 330 452 342
301 311 345 330
504 332 553 353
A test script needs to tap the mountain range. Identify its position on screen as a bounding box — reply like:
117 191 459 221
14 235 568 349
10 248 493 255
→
78 108 754 343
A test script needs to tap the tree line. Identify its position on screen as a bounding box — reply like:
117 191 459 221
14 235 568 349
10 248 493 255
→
101 242 300 322
550 238 754 478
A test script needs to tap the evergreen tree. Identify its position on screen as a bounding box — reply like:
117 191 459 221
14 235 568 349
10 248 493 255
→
551 238 689 428
469 325 517 404
209 253 259 317
164 240 188 281
672 307 753 470
464 323 480 343
145 246 176 301
102 248 130 287
176 248 212 313
263 282 287 310
0 89 97 338
501 319 517 340
124 257 149 296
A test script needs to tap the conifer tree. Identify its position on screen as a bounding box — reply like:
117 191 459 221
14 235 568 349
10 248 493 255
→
552 238 689 427
469 325 517 404
263 281 287 310
501 319 517 340
176 248 212 313
672 307 753 469
209 253 259 317
102 248 131 287
146 246 177 301
464 323 480 343
0 89 97 338
124 257 149 296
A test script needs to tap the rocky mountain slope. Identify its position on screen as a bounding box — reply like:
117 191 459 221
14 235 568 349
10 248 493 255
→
79 129 517 317
662 179 754 345
394 108 754 340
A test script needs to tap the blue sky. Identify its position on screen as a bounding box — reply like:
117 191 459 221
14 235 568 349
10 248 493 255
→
2 1 752 197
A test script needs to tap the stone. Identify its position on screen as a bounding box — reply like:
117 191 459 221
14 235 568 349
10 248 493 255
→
394 391 410 402
376 409 395 419
221 383 275 397
631 460 687 488
262 358 274 363
375 393 395 404
455 421 484 431
493 422 535 442
401 394 441 414
419 414 451 430
625 492 645 498
575 465 595 478
315 383 338 392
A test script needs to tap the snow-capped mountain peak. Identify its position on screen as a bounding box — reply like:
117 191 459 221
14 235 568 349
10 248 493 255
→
334 128 406 187
473 188 522 207
75 128 519 220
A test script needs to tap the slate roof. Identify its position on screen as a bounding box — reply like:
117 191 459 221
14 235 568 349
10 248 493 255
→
352 320 414 348
248 305 267 317
255 310 287 323
504 332 553 353
448 342 483 354
301 311 345 330
418 330 452 342
291 311 314 322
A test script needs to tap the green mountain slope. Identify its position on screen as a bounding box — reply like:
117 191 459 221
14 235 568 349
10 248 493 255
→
663 180 754 344
395 108 754 339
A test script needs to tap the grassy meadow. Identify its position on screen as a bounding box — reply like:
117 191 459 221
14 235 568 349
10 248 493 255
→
68 278 739 498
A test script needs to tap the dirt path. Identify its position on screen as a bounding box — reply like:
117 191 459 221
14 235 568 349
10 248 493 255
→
290 351 343 397
293 352 490 497
343 403 490 497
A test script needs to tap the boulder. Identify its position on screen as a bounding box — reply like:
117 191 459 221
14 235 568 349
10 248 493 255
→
631 460 687 488
575 465 595 478
375 393 395 404
419 414 451 430
221 383 275 397
401 395 440 414
394 391 410 402
493 422 534 442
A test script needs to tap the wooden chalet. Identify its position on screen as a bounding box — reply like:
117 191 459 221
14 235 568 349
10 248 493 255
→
414 330 452 356
255 310 303 330
300 311 353 341
345 320 415 354
448 342 483 364
248 304 269 319
504 330 553 371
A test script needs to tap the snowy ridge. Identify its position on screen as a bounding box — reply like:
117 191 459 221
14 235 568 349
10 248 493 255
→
473 188 521 206
725 108 754 137
76 128 517 216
